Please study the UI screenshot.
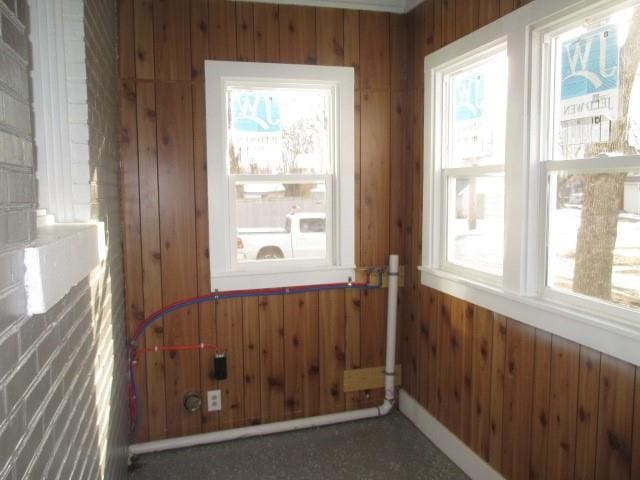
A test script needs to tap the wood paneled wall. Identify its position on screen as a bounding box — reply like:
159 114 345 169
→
401 2 640 480
119 0 407 442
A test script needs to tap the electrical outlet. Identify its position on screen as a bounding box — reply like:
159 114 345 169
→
207 389 222 412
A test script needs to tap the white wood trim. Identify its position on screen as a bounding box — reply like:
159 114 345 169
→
399 390 504 480
232 0 407 13
205 61 355 290
24 223 105 315
420 267 640 367
211 266 356 291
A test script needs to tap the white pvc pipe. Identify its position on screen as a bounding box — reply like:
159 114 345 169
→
129 254 400 456
380 254 399 415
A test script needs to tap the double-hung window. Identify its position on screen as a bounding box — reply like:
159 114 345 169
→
423 0 640 364
205 61 355 290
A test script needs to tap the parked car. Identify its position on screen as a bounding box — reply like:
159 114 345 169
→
237 212 326 260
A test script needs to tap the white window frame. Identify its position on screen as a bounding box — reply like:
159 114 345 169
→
422 0 640 367
205 61 355 291
432 42 508 285
24 0 105 315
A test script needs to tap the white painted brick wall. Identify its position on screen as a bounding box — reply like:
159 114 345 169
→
0 0 127 479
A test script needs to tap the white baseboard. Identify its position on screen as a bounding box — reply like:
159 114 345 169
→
398 390 504 480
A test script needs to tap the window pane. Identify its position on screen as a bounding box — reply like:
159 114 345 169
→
226 87 333 175
549 4 640 160
547 171 640 309
235 180 327 262
447 50 508 167
447 175 504 276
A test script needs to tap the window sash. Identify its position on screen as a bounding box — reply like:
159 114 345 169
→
227 174 334 271
441 172 505 282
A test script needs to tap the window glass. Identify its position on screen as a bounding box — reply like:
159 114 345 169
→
226 87 333 174
447 51 508 168
547 171 640 309
234 180 327 262
549 5 640 160
447 175 504 276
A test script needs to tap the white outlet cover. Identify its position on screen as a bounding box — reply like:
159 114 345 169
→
207 389 222 412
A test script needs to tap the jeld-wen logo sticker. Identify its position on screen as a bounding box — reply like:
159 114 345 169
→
560 25 619 122
231 92 281 133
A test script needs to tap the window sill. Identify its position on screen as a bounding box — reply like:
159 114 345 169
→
419 266 640 367
24 222 105 315
212 265 356 291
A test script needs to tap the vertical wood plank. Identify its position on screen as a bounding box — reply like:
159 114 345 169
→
279 5 317 64
119 0 135 79
353 91 362 266
302 293 320 417
120 79 148 442
360 90 390 265
136 81 167 441
595 355 635 480
345 289 362 410
461 301 475 445
546 336 580 480
575 346 602 480
432 0 443 52
242 298 261 425
416 286 432 408
478 0 501 27
442 0 456 45
488 314 507 471
456 0 478 39
360 289 387 405
528 330 552 480
254 3 279 62
236 2 255 62
156 82 200 437
500 0 515 16
445 297 464 437
190 0 209 82
359 12 390 90
316 8 344 66
390 14 406 92
216 299 245 429
319 290 346 414
501 319 535 480
424 0 436 56
283 293 310 419
389 91 405 262
469 305 493 461
259 296 285 423
209 0 237 60
436 293 453 427
135 0 155 80
192 78 219 433
343 10 360 90
426 287 441 414
154 0 191 81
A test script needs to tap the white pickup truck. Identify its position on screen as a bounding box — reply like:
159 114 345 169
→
237 212 326 260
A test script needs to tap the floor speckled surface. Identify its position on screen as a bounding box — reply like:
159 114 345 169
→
129 411 469 479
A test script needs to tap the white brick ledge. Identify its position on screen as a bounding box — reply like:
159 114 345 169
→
23 221 105 315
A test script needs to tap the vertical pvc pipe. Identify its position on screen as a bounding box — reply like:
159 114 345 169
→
379 254 399 414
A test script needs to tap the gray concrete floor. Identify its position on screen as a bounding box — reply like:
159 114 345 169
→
129 411 468 479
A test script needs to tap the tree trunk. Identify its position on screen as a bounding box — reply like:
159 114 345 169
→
572 173 625 299
572 10 640 300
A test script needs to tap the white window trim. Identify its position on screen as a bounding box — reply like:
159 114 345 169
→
205 60 355 291
24 0 103 314
422 0 640 366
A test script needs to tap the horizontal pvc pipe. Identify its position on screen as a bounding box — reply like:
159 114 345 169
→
129 407 382 455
